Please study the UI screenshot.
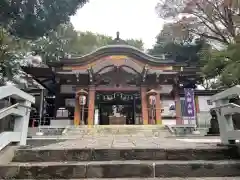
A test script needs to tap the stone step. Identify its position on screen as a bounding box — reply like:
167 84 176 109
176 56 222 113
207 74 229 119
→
64 125 169 136
1 160 240 179
12 147 240 162
47 179 240 180
46 178 240 180
64 131 170 137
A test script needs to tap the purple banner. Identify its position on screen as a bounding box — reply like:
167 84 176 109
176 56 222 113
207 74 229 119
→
184 88 195 118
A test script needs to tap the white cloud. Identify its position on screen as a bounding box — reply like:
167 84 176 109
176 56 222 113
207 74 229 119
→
71 0 164 50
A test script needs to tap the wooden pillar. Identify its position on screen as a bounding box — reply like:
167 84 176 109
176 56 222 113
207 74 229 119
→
155 92 162 125
39 89 44 126
54 83 60 118
195 96 200 114
74 97 80 126
133 95 136 124
141 86 149 125
175 87 182 125
195 96 200 126
87 85 95 126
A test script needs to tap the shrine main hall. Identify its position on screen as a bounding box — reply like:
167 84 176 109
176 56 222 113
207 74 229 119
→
23 36 216 127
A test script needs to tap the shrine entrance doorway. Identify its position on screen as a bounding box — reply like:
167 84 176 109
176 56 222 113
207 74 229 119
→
95 92 142 125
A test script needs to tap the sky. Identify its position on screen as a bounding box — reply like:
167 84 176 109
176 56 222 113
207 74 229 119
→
71 0 164 50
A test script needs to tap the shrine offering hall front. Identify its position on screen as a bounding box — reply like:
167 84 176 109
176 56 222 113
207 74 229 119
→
23 44 215 126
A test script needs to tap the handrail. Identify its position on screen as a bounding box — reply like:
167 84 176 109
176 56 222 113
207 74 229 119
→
18 104 34 110
0 85 35 103
0 103 20 114
211 85 240 102
0 103 34 117
0 86 35 151
211 103 240 110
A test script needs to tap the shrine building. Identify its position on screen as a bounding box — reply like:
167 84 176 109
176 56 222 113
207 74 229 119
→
23 34 217 127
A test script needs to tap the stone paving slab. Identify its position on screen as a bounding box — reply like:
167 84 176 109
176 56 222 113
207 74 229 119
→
31 135 221 150
6 160 240 166
1 160 240 179
13 147 238 162
60 178 240 180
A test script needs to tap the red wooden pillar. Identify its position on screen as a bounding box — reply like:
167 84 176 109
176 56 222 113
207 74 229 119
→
141 86 149 125
175 87 182 125
74 97 81 126
155 92 162 124
87 85 95 126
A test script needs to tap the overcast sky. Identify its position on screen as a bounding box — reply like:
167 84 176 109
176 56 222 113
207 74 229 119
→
71 0 164 50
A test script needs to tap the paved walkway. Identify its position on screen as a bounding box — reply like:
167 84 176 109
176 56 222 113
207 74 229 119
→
32 134 221 150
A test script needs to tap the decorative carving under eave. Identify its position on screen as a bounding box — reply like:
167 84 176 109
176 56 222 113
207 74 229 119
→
94 67 139 87
156 74 160 83
87 67 94 83
126 76 139 85
75 73 80 82
97 78 111 86
141 65 149 82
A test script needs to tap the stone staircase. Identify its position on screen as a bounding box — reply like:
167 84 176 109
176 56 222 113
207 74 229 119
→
1 125 240 179
0 140 240 178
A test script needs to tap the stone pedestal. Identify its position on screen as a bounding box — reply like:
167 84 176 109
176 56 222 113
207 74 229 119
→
109 116 126 125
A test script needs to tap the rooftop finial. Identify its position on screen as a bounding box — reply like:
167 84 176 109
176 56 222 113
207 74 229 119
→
116 31 120 40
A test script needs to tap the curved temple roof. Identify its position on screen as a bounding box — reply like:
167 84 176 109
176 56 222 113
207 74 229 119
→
57 44 184 66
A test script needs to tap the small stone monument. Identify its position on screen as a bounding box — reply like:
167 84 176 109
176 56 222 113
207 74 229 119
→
207 109 220 135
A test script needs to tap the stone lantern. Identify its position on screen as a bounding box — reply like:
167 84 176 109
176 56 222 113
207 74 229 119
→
147 89 158 105
146 89 158 124
76 89 88 125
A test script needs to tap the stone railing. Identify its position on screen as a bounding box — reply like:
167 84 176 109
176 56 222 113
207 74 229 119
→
165 124 196 136
211 85 240 144
0 86 35 150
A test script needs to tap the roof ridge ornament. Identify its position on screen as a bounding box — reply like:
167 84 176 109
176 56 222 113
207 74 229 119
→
111 31 127 45
116 31 120 41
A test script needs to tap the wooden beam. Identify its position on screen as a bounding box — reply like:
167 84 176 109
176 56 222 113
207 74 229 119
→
95 86 139 92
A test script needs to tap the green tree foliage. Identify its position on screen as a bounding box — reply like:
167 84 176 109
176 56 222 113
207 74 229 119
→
0 0 88 39
156 0 240 44
155 0 240 89
31 23 144 63
149 40 206 64
125 39 144 51
0 20 144 84
30 23 79 63
76 31 113 54
149 24 206 65
202 39 240 88
0 27 31 84
0 0 88 84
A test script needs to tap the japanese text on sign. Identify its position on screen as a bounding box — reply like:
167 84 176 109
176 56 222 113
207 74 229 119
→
184 88 195 118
